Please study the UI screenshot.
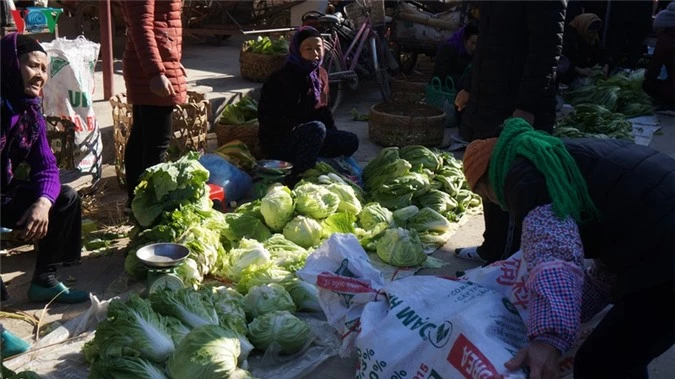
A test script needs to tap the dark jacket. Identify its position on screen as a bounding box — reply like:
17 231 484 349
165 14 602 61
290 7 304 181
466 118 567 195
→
560 25 607 84
502 138 675 295
258 63 335 152
431 43 472 92
459 1 566 141
122 0 187 107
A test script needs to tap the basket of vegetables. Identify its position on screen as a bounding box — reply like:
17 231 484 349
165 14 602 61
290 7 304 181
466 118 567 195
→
369 102 446 147
240 36 289 82
214 96 263 158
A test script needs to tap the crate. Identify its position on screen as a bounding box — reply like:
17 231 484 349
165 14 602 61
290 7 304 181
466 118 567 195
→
110 91 211 190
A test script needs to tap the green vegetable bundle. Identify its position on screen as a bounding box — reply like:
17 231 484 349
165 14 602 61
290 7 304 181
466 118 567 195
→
243 36 289 55
218 96 259 125
565 69 653 118
554 104 634 141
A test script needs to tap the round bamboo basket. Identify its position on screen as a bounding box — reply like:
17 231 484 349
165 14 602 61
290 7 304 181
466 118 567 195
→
111 91 211 190
239 47 288 82
213 121 263 159
390 77 427 104
369 102 446 147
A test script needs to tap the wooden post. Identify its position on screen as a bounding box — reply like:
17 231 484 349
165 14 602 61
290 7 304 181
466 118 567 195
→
99 0 114 100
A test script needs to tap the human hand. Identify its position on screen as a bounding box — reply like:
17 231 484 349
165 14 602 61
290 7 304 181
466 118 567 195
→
149 74 176 97
17 197 52 242
454 89 470 111
504 341 561 379
512 109 535 125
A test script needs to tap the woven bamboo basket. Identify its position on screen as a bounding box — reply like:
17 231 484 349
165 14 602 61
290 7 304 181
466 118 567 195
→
369 102 446 147
239 47 288 82
110 91 211 190
213 121 263 159
390 77 427 104
44 116 76 170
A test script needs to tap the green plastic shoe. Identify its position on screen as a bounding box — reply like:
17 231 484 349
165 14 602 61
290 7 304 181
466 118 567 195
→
1 329 30 358
27 282 90 304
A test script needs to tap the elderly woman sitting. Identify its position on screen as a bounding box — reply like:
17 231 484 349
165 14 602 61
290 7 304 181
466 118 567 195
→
1 33 89 304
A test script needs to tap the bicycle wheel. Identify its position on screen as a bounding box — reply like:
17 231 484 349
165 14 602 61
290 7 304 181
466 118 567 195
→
371 33 391 103
322 41 345 113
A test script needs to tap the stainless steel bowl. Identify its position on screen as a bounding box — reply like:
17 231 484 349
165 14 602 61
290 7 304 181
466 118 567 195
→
136 243 189 269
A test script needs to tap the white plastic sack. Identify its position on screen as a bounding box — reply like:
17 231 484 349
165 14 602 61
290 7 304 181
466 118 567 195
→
460 251 612 377
297 234 529 378
41 36 102 174
394 3 459 44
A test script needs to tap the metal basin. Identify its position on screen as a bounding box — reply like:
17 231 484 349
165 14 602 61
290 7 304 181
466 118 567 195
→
136 243 189 269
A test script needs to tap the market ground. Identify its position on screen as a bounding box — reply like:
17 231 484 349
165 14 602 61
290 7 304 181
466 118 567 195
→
1 30 674 377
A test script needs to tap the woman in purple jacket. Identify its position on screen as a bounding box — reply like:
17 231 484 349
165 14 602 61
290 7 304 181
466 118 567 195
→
0 33 89 308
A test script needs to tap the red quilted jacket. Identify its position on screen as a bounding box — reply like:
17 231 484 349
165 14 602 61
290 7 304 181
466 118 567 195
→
122 0 187 106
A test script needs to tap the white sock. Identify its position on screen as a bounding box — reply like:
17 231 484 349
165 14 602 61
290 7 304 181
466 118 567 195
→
453 246 486 262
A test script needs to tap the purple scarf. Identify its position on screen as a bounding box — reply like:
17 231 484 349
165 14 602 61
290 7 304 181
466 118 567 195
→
445 25 469 57
287 27 324 106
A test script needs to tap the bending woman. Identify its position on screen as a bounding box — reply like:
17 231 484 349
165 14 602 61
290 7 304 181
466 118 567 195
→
462 118 674 378
258 26 359 186
0 33 89 305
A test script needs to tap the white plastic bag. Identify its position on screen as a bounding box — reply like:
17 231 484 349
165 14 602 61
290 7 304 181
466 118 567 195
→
297 234 529 378
41 36 102 174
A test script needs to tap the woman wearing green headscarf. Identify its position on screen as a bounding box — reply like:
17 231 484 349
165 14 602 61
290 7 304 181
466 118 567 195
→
462 118 674 378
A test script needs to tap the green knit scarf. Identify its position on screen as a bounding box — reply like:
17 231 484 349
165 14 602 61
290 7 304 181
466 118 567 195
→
488 118 599 223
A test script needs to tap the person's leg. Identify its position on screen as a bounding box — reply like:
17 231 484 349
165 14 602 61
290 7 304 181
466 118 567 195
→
318 129 359 158
456 201 521 263
140 105 174 175
574 282 675 378
289 121 327 177
28 186 88 303
124 104 146 201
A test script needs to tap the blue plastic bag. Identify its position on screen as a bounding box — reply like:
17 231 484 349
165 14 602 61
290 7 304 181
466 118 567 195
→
199 154 252 202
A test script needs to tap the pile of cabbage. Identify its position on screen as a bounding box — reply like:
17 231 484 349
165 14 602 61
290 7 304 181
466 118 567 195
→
85 285 313 378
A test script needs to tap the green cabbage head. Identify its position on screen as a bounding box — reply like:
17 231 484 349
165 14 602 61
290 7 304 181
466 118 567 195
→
293 183 340 219
167 325 242 379
283 215 323 248
242 283 296 320
260 185 295 231
376 228 426 267
247 310 311 355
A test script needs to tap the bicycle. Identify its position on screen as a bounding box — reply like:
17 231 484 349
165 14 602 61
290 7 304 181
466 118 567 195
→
306 0 393 112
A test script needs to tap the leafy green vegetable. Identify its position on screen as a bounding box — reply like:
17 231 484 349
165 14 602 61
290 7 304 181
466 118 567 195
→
247 311 311 355
222 212 272 243
554 103 634 141
218 96 259 125
392 205 420 227
376 228 426 267
260 185 295 231
357 203 393 230
283 215 323 249
89 356 168 379
321 212 357 238
150 288 220 329
131 152 210 228
283 278 321 312
243 36 289 55
242 283 296 320
223 238 272 282
236 263 295 294
406 207 454 246
325 182 362 215
167 325 245 379
85 295 175 364
293 183 341 220
399 145 442 171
